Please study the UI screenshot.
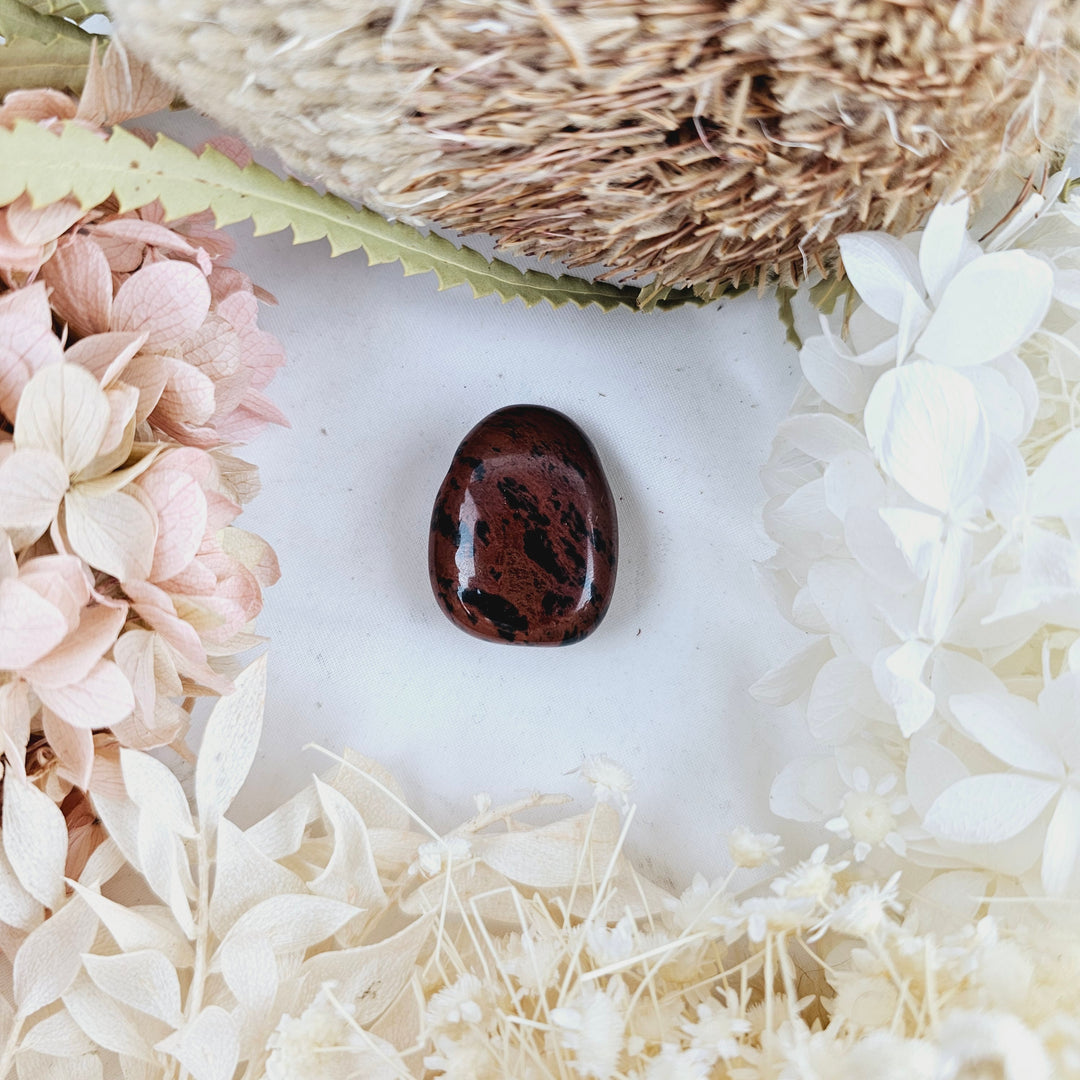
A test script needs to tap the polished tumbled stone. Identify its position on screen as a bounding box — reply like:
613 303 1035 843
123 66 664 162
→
429 405 618 645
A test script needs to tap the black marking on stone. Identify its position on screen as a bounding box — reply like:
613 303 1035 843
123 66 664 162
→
523 528 568 584
560 535 587 575
560 504 587 541
460 589 528 634
530 444 546 457
497 478 551 526
541 591 574 617
475 520 490 545
591 527 607 554
560 626 584 645
432 503 460 545
489 568 502 582
458 454 482 469
448 476 460 491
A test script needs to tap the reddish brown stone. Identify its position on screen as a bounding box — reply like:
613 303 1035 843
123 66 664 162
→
429 405 618 645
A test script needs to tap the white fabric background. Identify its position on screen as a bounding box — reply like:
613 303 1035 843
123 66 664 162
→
158 112 816 891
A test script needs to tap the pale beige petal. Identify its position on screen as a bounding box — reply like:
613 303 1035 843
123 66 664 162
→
0 448 67 540
79 384 141 481
36 659 134 729
5 195 84 248
0 577 68 669
121 580 206 665
41 236 114 339
41 708 95 790
203 490 241 533
111 261 211 350
119 352 169 424
183 316 245 414
24 604 128 689
137 467 208 581
64 331 147 384
75 444 164 499
64 486 157 583
0 312 64 424
15 364 111 476
219 527 280 588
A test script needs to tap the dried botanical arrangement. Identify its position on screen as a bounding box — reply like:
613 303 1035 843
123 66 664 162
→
1 7 1080 1080
0 53 284 882
105 0 1080 300
5 657 1077 1080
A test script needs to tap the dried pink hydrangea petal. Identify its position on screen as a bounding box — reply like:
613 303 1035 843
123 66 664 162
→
112 261 212 349
43 236 114 338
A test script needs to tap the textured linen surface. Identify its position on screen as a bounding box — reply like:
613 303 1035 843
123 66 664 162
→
154 113 813 889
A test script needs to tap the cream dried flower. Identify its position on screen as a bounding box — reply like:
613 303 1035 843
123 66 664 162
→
727 826 784 868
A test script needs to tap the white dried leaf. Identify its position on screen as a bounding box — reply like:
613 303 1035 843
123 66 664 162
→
749 637 834 706
838 231 924 322
297 914 433 1026
208 818 305 940
0 843 42 932
20 1008 95 1056
3 772 69 910
915 250 1053 367
63 973 165 1060
872 640 936 737
83 950 183 1028
864 363 989 514
309 778 387 913
218 931 277 1017
799 336 879 415
77 839 126 891
244 785 317 860
479 805 620 888
195 654 266 832
70 884 192 967
806 655 880 742
324 749 411 831
15 1051 102 1080
13 895 98 1016
155 1006 238 1080
918 195 978 305
89 793 143 877
776 413 867 462
213 894 359 965
924 773 1058 844
120 748 196 839
1029 429 1080 520
136 818 194 939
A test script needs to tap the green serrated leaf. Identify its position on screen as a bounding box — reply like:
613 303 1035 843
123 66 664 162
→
18 0 107 20
0 118 692 312
0 0 94 45
775 286 801 349
0 33 92 93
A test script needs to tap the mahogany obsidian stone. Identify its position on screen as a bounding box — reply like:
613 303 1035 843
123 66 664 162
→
429 405 618 645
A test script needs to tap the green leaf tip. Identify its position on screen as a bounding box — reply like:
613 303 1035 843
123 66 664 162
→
0 117 701 313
